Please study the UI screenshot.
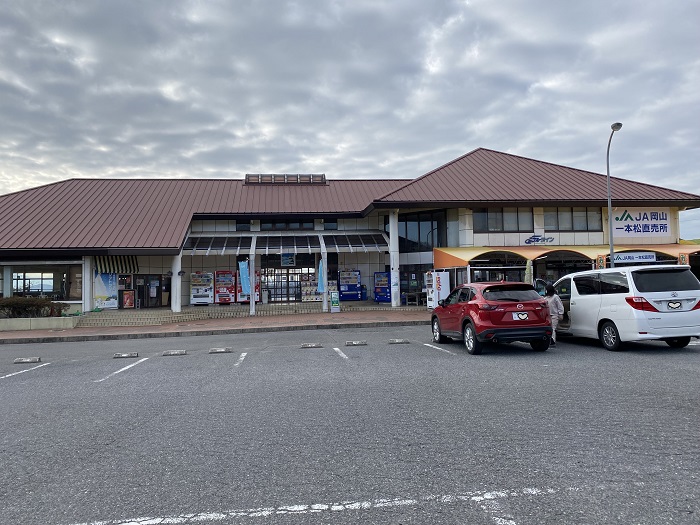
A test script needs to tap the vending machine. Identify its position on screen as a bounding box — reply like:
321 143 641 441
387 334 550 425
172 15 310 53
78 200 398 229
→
425 270 450 309
373 272 391 302
214 270 236 304
236 270 261 303
190 272 214 305
338 270 362 301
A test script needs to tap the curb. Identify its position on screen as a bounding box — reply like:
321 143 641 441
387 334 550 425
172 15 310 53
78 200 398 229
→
0 319 430 345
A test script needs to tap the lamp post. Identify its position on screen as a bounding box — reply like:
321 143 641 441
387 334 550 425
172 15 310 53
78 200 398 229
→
607 122 623 267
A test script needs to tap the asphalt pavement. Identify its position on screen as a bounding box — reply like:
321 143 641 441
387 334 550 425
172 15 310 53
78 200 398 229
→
0 308 430 345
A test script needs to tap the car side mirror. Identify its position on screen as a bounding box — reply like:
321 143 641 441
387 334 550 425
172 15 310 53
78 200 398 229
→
438 299 445 307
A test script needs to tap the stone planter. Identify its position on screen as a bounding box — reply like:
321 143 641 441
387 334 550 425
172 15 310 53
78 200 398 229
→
0 317 80 332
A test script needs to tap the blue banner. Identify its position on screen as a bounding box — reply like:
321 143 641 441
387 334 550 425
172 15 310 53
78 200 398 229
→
317 259 325 293
238 261 250 294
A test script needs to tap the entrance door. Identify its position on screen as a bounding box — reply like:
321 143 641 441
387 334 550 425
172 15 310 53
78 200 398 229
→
260 268 304 302
134 274 162 308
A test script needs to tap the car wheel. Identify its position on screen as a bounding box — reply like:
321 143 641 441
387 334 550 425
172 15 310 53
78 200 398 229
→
432 317 447 343
464 323 482 355
599 321 622 351
665 336 691 349
530 338 550 351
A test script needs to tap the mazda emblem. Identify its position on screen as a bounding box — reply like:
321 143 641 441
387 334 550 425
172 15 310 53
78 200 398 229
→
517 304 524 309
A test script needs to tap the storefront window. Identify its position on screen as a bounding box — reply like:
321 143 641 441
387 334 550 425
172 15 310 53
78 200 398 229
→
11 265 82 300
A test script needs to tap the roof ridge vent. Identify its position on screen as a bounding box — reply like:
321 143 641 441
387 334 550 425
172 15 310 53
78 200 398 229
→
245 174 327 185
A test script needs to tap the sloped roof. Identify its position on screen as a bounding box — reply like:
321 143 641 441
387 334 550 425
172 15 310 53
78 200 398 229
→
0 178 406 254
376 148 700 207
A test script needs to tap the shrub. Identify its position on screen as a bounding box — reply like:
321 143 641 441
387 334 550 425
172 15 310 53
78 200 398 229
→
0 297 71 318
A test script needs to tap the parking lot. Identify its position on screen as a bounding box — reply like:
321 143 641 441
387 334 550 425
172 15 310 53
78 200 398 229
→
2 326 699 525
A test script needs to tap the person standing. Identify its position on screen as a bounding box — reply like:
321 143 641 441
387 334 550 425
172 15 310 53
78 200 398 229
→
545 284 564 346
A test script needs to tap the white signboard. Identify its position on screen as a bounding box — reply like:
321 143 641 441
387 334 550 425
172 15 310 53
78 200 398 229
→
613 252 657 264
612 208 670 238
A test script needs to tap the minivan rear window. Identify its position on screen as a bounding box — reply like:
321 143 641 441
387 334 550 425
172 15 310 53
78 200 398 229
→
631 268 700 292
482 285 541 302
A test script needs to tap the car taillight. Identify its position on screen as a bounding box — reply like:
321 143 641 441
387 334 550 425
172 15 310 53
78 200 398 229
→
692 301 700 311
625 296 659 312
478 303 498 311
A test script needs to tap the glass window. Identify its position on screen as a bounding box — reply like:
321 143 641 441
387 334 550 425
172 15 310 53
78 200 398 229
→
544 208 558 230
324 219 338 230
558 208 573 231
573 274 600 295
503 208 518 231
235 221 251 231
587 208 602 230
518 208 534 231
488 209 503 231
555 278 571 300
632 268 700 292
482 284 541 301
573 207 588 231
473 209 488 232
600 272 629 294
260 221 273 231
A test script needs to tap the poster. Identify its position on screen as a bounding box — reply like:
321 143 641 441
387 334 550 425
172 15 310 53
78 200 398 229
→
94 272 118 309
122 290 135 308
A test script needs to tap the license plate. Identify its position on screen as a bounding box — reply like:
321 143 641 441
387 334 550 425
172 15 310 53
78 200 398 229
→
512 312 529 320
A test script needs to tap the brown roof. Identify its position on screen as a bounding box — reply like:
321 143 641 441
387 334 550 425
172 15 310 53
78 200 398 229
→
376 148 700 207
0 178 406 254
2 148 699 255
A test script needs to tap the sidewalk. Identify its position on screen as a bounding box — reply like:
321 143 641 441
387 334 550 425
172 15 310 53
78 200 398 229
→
0 309 430 345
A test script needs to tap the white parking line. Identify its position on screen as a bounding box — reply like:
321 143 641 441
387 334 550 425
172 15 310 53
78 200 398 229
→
0 362 50 379
424 343 457 355
93 358 149 383
333 347 349 359
63 485 563 525
233 352 248 367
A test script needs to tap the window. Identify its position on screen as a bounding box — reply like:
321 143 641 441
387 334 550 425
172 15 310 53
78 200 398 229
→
545 207 603 231
324 219 338 230
473 208 534 233
235 221 251 231
11 265 82 300
600 272 629 294
555 278 572 300
260 220 314 231
632 268 700 292
384 211 446 253
573 274 600 295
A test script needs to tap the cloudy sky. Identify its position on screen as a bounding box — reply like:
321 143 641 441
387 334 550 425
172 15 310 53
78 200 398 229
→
1 1 699 237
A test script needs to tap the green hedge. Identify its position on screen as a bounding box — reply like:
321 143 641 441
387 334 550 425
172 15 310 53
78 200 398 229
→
0 297 71 318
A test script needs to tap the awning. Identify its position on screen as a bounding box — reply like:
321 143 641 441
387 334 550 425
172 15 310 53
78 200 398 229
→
433 244 700 268
183 231 390 256
94 255 140 274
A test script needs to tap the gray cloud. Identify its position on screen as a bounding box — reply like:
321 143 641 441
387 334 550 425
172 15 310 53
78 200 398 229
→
1 0 698 237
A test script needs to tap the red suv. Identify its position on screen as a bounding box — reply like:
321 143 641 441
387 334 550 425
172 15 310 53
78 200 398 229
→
431 282 552 354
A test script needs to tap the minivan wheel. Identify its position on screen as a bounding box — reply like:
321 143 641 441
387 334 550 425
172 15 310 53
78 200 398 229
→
464 323 482 355
665 336 691 349
432 317 447 343
599 321 622 351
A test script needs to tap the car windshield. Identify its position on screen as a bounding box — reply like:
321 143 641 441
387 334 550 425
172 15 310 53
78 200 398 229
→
482 285 541 302
631 268 700 292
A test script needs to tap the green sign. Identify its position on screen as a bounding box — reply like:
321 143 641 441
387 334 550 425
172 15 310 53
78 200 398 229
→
330 291 340 313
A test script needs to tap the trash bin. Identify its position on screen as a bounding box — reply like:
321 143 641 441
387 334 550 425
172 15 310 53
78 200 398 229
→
361 285 367 301
262 289 269 304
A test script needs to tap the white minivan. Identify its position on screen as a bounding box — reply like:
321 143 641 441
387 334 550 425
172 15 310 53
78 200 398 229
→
553 265 700 350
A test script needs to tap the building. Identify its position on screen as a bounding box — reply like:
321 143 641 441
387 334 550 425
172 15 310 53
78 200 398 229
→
2 148 700 315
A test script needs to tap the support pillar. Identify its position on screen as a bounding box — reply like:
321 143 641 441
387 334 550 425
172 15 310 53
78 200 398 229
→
171 252 182 313
389 209 401 308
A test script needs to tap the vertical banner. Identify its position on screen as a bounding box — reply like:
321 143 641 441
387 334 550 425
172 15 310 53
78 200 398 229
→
238 261 251 294
596 255 606 269
317 260 325 293
679 253 688 265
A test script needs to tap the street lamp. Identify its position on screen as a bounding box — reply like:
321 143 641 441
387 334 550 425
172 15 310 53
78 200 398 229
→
607 122 623 267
